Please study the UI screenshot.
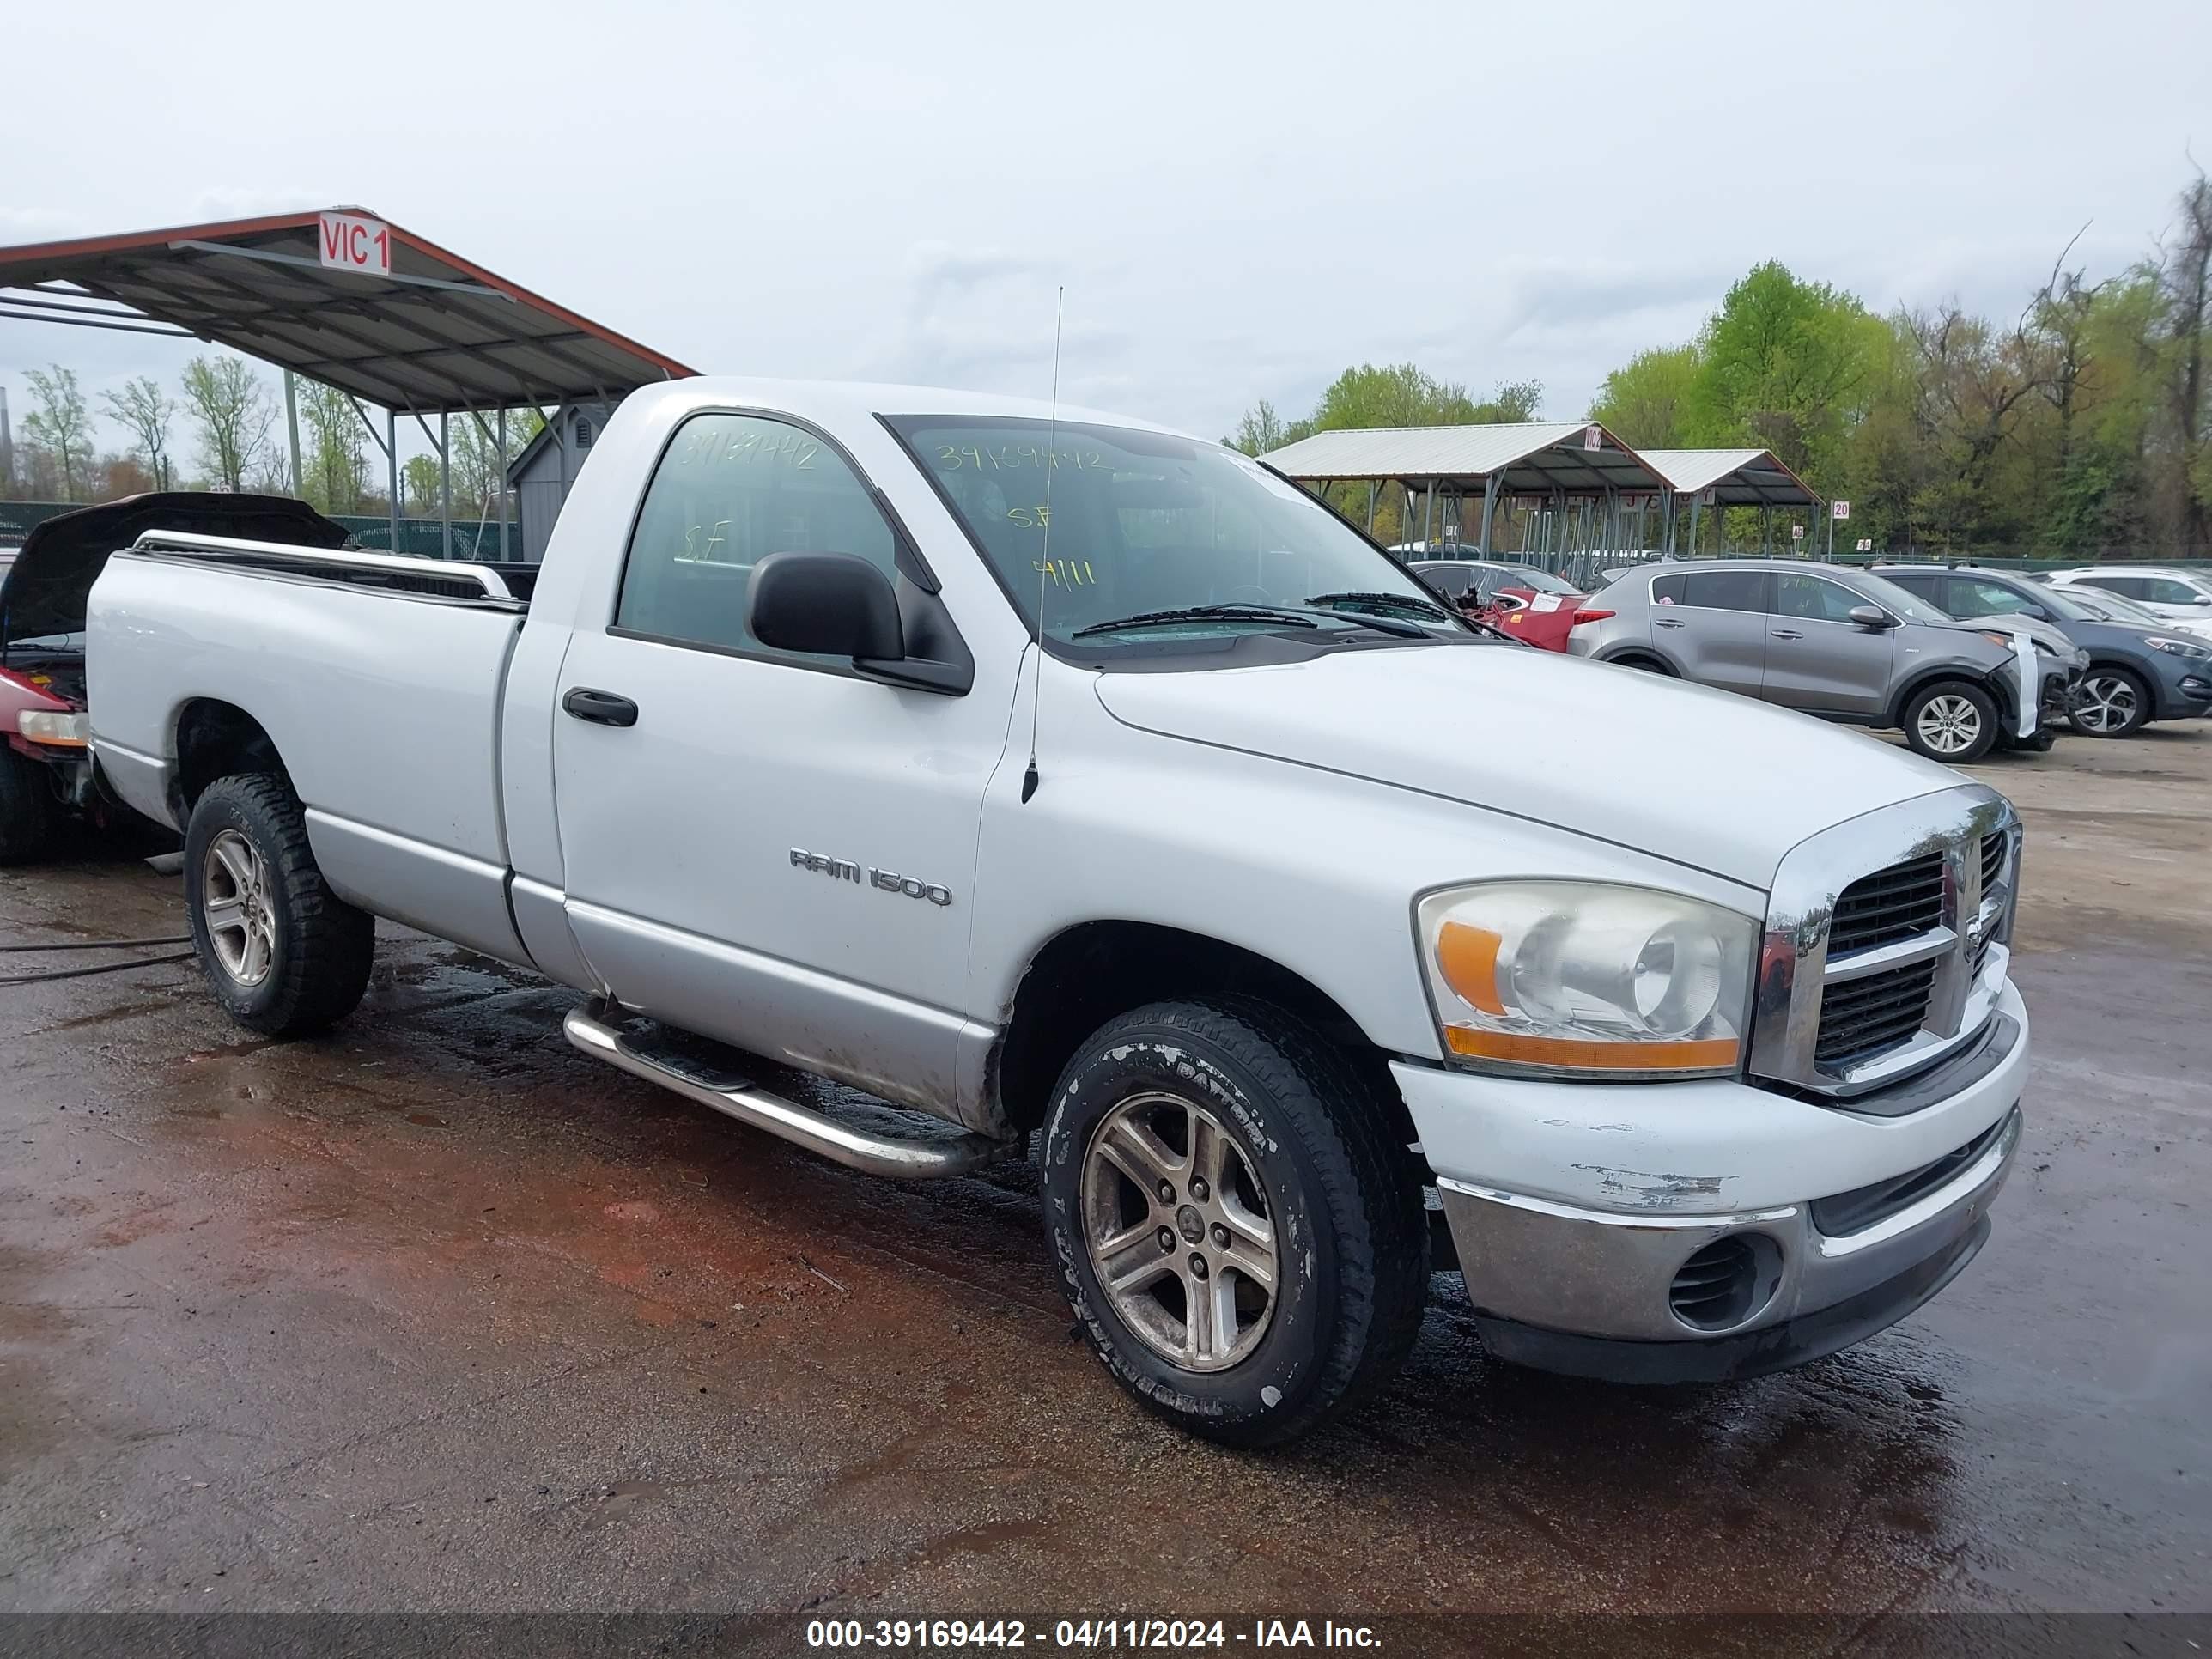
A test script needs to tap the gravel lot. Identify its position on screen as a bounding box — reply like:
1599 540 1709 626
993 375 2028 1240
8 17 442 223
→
2 725 2207 1631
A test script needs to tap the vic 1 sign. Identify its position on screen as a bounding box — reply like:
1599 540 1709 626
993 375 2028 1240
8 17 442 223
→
318 211 392 277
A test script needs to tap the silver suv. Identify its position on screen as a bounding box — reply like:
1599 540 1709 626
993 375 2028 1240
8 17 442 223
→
1570 559 2076 763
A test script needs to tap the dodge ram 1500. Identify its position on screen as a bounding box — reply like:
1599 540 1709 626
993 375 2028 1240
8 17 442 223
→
87 379 2027 1444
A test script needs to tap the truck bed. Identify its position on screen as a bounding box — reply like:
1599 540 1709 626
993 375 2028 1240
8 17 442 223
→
88 532 535 963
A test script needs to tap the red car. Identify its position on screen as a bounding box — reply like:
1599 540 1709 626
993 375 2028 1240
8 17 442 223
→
1407 558 1613 652
1 493 349 863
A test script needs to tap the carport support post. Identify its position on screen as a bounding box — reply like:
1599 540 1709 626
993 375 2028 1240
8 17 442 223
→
1762 506 1774 552
1365 479 1377 533
1478 472 1499 554
386 408 399 555
497 408 509 559
439 411 452 560
1423 480 1435 550
283 372 303 496
1686 494 1703 556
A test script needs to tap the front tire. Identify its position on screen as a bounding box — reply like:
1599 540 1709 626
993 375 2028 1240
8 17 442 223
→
1903 679 2000 763
185 774 374 1036
2070 666 2149 738
1037 999 1428 1448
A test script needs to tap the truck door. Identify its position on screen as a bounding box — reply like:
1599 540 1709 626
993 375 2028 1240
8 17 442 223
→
549 411 1001 1121
1761 571 1894 718
1657 568 1770 698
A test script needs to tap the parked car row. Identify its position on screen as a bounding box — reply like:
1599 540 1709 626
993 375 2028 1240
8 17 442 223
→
1878 565 2212 739
1458 553 2209 763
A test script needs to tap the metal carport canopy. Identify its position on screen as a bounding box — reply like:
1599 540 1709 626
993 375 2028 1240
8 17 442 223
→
1636 447 1819 507
1259 421 1663 495
0 207 696 412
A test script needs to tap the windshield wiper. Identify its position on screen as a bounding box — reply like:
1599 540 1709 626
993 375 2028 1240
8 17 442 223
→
1072 605 1320 639
1304 591 1454 629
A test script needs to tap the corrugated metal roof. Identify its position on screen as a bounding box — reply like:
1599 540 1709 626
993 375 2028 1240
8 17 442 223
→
0 208 695 413
1638 447 1819 507
1261 421 1663 495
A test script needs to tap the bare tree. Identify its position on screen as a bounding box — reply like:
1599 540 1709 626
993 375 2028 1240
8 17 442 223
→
101 375 179 491
179 356 277 491
21 364 96 501
2156 167 2211 550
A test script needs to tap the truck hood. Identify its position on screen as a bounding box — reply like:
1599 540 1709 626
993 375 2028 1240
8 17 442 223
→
0 493 349 645
1092 642 1967 889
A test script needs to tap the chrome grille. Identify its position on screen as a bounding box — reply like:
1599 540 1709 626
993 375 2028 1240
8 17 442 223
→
1751 785 2016 1101
1971 833 2007 976
1828 853 1945 955
1814 957 1940 1069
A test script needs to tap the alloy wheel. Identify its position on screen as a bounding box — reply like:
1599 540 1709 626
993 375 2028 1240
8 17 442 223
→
1080 1091 1279 1373
2073 674 2139 735
1917 695 1984 757
202 828 276 988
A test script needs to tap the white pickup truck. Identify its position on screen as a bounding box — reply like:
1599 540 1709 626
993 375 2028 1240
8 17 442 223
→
86 380 2027 1445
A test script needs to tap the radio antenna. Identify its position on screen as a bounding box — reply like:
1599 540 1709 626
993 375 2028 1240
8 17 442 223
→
1021 285 1064 805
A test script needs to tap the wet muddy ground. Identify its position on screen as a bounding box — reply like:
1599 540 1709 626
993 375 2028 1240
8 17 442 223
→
2 729 2206 1623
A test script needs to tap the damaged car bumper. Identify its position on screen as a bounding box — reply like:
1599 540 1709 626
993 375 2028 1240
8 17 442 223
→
1391 981 2028 1382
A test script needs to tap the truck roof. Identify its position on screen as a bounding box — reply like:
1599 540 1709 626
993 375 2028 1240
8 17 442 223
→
617 376 1197 441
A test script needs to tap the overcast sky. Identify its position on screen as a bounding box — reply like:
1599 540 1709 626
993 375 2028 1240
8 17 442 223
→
6 0 2209 471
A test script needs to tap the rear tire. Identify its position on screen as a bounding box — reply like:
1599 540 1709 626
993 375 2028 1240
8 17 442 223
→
2070 666 2149 738
1036 997 1429 1448
184 774 374 1036
1902 679 1999 763
0 749 64 866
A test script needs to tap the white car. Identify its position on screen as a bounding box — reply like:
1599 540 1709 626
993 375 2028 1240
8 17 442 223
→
2049 566 2212 632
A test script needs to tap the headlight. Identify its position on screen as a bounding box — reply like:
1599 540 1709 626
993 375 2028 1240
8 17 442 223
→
2148 635 2211 660
1416 881 1758 1079
15 710 89 747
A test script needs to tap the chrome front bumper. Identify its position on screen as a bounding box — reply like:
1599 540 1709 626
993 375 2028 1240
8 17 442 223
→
1438 1103 2021 1382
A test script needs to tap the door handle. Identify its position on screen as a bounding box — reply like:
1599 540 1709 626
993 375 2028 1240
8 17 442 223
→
1654 617 1686 629
562 687 639 727
1770 629 1804 641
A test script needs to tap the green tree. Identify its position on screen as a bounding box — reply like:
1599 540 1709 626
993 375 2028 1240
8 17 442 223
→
1688 262 1887 477
402 453 443 517
1476 379 1544 422
448 405 546 515
101 375 178 491
179 356 276 491
1312 362 1480 430
295 380 369 513
21 365 95 501
1224 398 1307 457
1590 346 1700 447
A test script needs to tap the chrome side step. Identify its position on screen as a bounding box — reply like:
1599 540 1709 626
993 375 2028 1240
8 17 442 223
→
562 1001 1013 1180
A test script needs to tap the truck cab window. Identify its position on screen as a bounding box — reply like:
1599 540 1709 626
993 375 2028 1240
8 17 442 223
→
884 414 1445 650
614 413 900 662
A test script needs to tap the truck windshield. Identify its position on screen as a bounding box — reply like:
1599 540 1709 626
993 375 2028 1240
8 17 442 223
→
885 416 1453 647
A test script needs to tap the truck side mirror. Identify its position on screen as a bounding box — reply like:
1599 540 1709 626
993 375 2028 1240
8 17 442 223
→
750 551 905 661
1847 605 1893 629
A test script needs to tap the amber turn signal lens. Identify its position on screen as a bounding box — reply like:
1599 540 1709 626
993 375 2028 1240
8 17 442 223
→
1444 1026 1740 1071
1436 921 1505 1015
